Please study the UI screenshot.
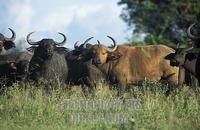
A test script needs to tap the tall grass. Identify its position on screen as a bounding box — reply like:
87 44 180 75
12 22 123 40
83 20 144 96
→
0 81 199 130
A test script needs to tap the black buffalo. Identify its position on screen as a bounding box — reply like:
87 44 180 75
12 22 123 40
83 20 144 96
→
66 38 106 89
66 52 105 88
165 45 200 86
0 52 32 89
165 23 200 86
27 32 68 86
0 28 16 53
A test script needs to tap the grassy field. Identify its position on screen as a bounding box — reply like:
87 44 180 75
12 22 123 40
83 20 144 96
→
0 81 200 130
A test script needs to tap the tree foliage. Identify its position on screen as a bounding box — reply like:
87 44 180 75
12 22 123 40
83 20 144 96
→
118 0 200 46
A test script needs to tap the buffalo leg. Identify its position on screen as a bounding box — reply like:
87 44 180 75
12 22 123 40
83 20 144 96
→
178 66 185 85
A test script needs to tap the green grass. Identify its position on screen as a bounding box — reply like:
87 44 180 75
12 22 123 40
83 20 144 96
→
0 81 200 130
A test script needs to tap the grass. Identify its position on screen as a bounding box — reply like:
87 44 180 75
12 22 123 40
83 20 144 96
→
0 80 200 130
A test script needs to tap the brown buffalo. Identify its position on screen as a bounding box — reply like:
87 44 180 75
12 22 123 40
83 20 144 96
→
78 36 179 91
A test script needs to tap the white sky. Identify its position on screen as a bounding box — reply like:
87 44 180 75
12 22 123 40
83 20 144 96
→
0 0 130 49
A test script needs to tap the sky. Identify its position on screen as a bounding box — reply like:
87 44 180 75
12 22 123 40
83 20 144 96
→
0 0 130 49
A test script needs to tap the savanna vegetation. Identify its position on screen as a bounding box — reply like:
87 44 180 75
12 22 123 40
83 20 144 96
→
0 81 200 130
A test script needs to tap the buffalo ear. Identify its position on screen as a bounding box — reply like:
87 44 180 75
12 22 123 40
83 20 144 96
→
55 47 69 54
186 53 197 61
4 41 16 50
107 51 122 62
26 46 36 52
164 53 175 60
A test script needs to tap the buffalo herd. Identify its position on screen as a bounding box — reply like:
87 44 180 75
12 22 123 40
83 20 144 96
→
0 23 200 93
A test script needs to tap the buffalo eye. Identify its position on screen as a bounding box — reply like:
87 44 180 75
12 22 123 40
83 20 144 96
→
102 52 107 55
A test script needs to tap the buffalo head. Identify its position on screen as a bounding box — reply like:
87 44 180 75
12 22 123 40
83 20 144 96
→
26 32 67 60
71 36 121 64
89 36 118 65
165 43 197 66
0 28 16 52
72 37 94 61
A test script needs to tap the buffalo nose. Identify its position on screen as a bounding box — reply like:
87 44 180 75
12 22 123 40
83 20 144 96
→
92 58 101 64
46 49 52 54
97 58 101 64
171 59 177 63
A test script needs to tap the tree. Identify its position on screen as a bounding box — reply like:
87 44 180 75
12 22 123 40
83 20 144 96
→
118 0 200 46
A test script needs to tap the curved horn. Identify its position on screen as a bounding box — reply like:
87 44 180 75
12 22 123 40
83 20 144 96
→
4 28 16 41
26 32 39 45
55 32 67 46
106 35 117 52
97 40 101 47
83 37 93 48
97 40 100 45
184 46 194 52
187 23 200 39
74 41 79 49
